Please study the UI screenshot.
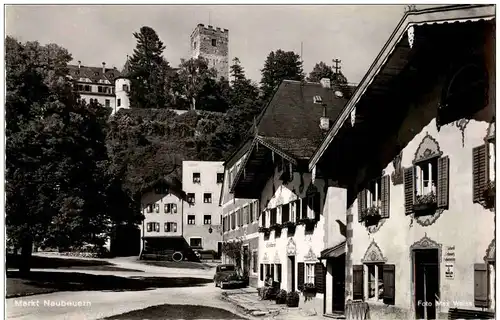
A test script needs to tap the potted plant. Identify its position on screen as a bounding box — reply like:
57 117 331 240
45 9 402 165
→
276 289 287 304
302 283 317 301
363 206 381 226
413 191 437 216
282 221 296 229
483 181 495 209
286 291 300 307
269 224 282 231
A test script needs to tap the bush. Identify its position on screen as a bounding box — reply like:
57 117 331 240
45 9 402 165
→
276 289 287 304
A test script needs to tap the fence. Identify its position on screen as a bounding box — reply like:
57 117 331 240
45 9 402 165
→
345 300 370 320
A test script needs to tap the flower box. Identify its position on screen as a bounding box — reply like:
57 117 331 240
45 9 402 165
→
362 206 381 225
281 221 296 229
302 283 317 300
483 181 495 209
413 192 437 216
269 224 282 231
258 227 270 234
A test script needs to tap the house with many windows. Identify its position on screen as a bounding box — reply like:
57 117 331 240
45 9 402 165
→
182 161 225 257
220 142 261 287
309 5 495 319
230 78 351 309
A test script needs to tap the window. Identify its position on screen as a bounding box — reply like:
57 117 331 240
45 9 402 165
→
98 86 103 93
281 203 290 223
187 193 195 204
415 158 438 199
203 193 212 203
164 203 177 214
270 208 277 225
153 204 159 213
122 84 129 92
190 238 203 248
164 222 177 233
275 264 282 282
187 215 196 225
236 209 242 227
231 212 236 230
105 99 110 107
117 99 121 107
367 264 384 302
193 172 201 183
212 39 217 46
146 222 160 232
261 210 267 228
358 175 390 223
193 41 197 50
204 215 212 225
84 85 91 92
305 263 315 284
249 202 254 222
252 250 258 274
217 173 224 184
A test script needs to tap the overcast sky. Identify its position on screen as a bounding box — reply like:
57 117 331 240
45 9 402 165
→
6 5 408 84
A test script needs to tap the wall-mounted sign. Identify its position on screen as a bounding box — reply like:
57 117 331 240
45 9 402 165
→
266 242 276 248
445 263 454 279
444 246 456 263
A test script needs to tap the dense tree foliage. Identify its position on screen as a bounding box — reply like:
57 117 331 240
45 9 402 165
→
5 37 139 272
128 26 171 109
260 49 304 100
307 60 348 85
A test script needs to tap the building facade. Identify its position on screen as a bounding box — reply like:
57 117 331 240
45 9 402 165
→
230 79 351 309
220 143 260 287
68 61 131 114
190 23 229 80
182 161 225 255
139 178 186 256
310 5 495 319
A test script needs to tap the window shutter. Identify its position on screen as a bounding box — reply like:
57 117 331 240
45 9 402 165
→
474 263 489 308
353 265 364 300
277 264 282 283
437 156 450 209
302 198 308 219
473 144 488 203
357 189 367 222
298 262 305 291
404 167 415 215
381 175 390 219
314 262 326 294
382 264 395 305
282 203 290 223
260 264 264 281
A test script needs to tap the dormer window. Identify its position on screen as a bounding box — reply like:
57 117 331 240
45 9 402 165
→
313 96 323 104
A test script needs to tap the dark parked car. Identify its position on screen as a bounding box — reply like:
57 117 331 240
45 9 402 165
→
213 264 244 289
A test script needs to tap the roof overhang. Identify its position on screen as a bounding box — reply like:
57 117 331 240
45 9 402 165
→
319 240 346 260
229 136 298 198
309 4 496 171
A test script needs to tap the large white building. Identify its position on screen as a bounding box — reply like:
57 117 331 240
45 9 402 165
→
68 60 131 114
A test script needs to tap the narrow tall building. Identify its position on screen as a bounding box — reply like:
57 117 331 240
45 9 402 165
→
190 23 229 80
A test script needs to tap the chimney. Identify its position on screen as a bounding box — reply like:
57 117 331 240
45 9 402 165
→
320 105 330 131
102 62 106 74
320 78 331 88
78 60 81 69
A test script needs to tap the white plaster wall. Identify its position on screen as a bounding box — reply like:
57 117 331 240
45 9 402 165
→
80 93 115 110
115 78 131 113
257 168 326 298
140 191 184 238
350 117 494 314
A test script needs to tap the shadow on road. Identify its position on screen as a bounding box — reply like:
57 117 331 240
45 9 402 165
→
7 271 213 298
102 304 246 319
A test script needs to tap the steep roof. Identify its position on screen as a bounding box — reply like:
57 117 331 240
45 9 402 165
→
68 64 122 83
255 80 350 160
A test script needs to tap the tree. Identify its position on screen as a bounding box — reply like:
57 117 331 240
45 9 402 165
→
5 37 139 272
307 60 348 85
175 57 217 111
260 49 304 100
128 26 171 109
229 57 259 107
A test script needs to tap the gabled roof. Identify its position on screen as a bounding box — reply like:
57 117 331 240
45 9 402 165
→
309 4 496 170
68 64 122 84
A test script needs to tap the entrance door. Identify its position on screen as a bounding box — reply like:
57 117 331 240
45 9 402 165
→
332 254 346 312
288 256 296 291
217 242 222 259
414 249 439 320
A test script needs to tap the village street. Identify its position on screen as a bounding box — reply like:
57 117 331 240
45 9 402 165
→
6 255 248 320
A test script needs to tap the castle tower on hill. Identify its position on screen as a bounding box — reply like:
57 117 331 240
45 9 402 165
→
190 24 229 80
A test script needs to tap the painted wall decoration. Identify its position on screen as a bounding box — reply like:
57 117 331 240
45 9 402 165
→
286 238 297 256
409 233 442 263
304 247 317 262
391 151 404 186
361 240 387 263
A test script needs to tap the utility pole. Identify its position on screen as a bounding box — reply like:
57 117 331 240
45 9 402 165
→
332 59 342 74
300 42 303 64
